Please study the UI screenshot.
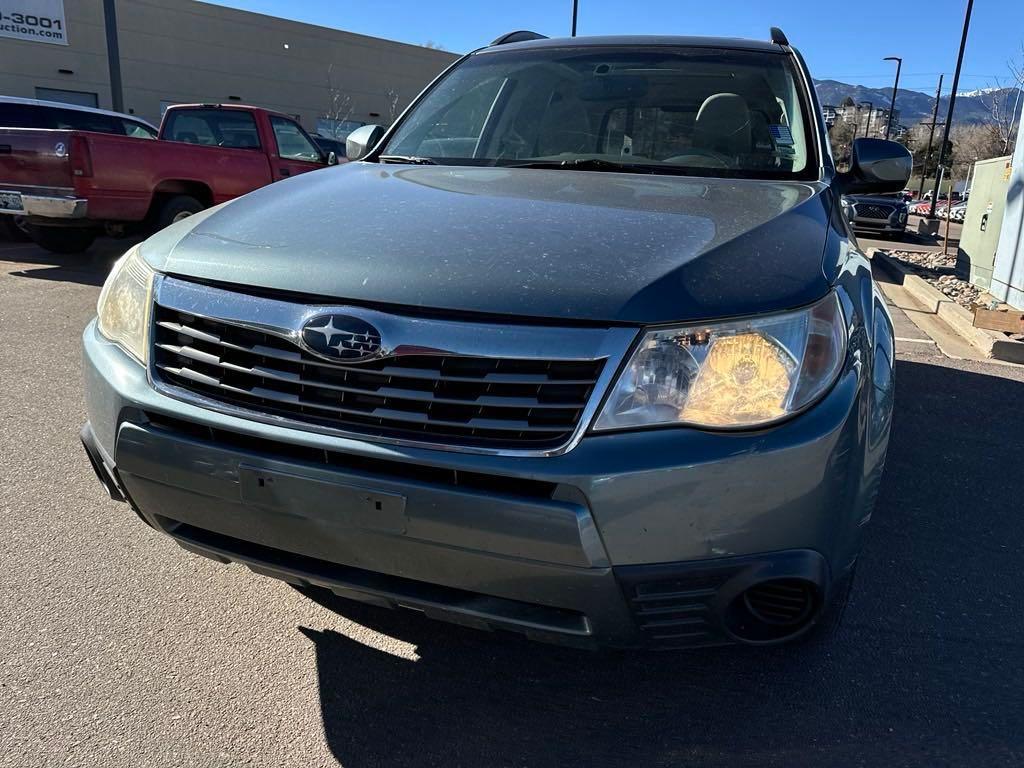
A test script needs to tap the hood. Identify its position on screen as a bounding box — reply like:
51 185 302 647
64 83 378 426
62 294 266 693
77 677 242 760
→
142 163 834 325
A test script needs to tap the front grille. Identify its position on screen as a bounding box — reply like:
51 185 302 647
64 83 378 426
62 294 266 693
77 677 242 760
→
854 203 895 220
151 305 605 450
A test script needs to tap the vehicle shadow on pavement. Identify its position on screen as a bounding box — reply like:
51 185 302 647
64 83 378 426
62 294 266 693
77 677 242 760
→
1 238 137 286
295 358 1024 768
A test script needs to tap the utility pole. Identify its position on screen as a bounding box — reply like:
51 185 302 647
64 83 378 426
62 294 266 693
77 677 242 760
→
930 0 974 218
571 0 579 36
102 0 124 113
918 74 944 201
884 56 902 140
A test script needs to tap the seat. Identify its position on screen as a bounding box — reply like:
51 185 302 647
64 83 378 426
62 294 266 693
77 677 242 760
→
692 93 752 157
534 96 593 157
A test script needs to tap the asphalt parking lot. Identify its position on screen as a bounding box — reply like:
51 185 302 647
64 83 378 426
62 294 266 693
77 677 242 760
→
2 236 1023 768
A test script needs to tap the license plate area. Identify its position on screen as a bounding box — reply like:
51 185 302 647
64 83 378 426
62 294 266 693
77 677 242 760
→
239 464 408 535
0 191 24 212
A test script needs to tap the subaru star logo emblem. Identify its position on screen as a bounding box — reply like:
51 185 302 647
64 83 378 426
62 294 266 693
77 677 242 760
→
300 313 383 363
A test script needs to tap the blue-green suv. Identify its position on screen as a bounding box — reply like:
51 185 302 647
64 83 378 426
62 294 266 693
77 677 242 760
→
81 29 911 649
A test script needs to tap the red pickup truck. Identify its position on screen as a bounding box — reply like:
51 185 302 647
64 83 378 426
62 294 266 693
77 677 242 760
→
0 104 340 253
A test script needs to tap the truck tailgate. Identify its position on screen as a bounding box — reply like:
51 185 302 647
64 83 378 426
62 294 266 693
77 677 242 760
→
0 128 75 191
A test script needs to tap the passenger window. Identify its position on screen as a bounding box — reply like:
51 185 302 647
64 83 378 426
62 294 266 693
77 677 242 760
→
0 104 49 128
270 116 321 162
53 108 123 135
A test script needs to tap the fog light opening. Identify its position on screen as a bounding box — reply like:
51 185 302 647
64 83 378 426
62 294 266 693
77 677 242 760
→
725 578 820 644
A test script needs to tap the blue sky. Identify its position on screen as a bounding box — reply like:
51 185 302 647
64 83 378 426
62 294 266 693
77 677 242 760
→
206 0 1024 95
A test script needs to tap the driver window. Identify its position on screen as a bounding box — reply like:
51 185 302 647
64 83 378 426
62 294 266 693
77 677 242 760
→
270 116 322 162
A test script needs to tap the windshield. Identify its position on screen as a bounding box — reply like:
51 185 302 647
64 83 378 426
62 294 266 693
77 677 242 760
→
381 46 816 179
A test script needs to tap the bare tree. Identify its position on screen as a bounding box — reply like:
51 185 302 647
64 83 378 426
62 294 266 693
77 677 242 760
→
828 119 856 169
385 88 402 125
321 63 355 139
979 42 1024 154
949 124 1004 178
422 40 447 51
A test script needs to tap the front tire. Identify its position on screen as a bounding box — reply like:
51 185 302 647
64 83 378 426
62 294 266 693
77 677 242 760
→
28 225 98 254
155 195 204 230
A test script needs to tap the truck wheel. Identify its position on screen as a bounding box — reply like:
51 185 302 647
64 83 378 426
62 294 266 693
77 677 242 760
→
28 225 98 254
156 195 204 230
1 216 31 242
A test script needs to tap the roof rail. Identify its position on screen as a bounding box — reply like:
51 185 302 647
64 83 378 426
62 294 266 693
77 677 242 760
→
769 27 790 46
490 30 548 46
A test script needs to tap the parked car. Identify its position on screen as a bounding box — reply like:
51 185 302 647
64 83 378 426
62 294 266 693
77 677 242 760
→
0 96 158 241
311 133 346 158
80 29 911 650
0 95 158 137
912 199 946 215
0 103 340 253
936 200 968 222
843 193 909 235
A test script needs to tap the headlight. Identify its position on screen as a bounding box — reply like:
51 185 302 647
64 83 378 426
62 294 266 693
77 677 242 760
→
594 293 847 431
96 245 155 364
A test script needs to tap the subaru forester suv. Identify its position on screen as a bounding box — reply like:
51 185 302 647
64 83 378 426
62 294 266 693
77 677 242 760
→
81 29 911 649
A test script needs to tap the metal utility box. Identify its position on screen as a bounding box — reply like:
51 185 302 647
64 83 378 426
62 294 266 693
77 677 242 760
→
993 116 1024 309
959 155 1012 291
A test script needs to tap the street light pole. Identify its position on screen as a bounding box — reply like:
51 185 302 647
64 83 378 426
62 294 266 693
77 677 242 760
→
571 0 579 36
884 56 902 140
929 0 974 218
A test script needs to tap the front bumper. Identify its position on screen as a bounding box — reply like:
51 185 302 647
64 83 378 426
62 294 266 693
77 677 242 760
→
850 215 907 234
82 319 880 648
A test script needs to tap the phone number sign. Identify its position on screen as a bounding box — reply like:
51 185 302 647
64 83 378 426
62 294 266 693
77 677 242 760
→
0 0 67 45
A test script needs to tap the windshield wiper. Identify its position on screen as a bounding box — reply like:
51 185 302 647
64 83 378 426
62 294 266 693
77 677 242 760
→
378 155 438 165
503 158 657 174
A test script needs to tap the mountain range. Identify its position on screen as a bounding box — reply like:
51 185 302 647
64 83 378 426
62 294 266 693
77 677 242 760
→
813 79 1023 127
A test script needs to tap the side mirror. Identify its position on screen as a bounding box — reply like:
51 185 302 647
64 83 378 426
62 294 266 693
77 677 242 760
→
837 138 912 195
325 151 339 166
345 124 385 161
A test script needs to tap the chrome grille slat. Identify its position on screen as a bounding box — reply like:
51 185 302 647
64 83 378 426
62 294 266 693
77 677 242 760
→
155 341 582 411
156 320 597 385
152 299 611 449
157 362 569 434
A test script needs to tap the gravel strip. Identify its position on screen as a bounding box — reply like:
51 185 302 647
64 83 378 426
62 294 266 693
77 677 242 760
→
884 249 984 310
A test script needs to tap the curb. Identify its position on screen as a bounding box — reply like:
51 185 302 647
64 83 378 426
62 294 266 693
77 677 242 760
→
870 249 1024 364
